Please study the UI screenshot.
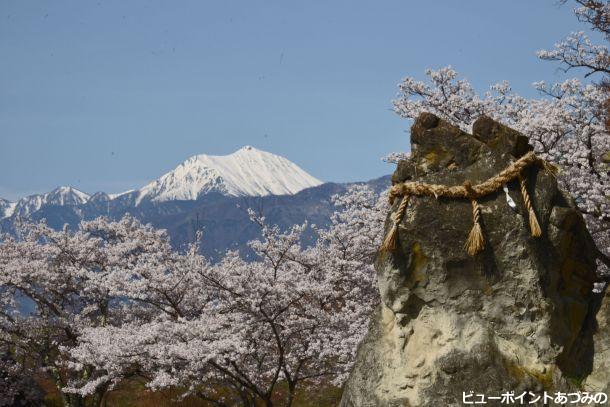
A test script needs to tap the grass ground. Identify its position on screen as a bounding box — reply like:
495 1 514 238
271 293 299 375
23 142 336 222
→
40 376 343 407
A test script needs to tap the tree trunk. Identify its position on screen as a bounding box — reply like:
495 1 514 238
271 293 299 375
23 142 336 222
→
285 382 297 407
92 388 107 407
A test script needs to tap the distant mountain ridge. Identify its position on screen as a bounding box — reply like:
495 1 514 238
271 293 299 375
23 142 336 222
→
0 178 390 260
3 186 89 218
0 147 390 259
1 146 323 219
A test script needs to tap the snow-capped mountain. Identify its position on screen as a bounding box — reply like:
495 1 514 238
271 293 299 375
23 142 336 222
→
0 153 389 258
0 147 323 218
0 146 391 259
10 186 90 218
135 146 323 205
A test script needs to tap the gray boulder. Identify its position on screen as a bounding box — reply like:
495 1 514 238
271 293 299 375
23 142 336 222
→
341 114 605 406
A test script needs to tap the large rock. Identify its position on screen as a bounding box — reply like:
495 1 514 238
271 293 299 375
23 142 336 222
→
341 114 605 406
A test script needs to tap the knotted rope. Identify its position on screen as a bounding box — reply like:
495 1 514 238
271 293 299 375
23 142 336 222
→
463 181 484 256
380 194 410 252
381 151 557 256
518 173 542 237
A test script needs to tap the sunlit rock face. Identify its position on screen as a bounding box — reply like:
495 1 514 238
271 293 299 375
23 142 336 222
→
341 113 604 407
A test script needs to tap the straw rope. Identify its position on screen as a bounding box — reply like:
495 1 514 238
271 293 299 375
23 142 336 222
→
463 181 485 256
519 173 542 237
381 151 555 256
380 194 410 253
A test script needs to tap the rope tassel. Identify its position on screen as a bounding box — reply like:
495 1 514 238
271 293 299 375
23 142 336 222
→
462 181 485 256
380 194 410 254
519 174 542 237
465 198 485 256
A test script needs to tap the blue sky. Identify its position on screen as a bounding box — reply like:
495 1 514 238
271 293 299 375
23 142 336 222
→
0 0 598 200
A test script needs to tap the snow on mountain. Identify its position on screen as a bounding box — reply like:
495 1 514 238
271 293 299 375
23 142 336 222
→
11 186 90 217
0 147 323 217
0 198 17 219
136 146 323 204
108 190 135 200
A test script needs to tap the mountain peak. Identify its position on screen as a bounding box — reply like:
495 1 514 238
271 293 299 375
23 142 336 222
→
48 186 90 202
1 148 324 216
8 186 90 218
136 147 322 204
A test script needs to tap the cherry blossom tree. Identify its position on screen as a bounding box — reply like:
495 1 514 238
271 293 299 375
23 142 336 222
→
64 186 383 406
538 0 609 77
0 185 384 407
68 186 382 406
0 215 183 406
570 0 610 36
